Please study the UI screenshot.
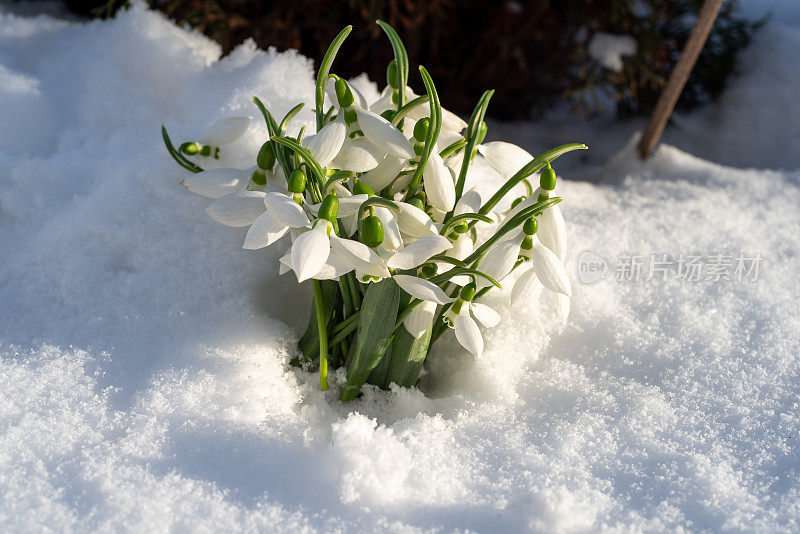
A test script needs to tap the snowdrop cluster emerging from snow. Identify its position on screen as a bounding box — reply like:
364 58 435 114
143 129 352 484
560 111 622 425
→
2 1 800 532
170 22 582 399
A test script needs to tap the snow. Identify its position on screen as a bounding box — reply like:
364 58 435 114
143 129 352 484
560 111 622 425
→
588 33 637 72
1 1 800 531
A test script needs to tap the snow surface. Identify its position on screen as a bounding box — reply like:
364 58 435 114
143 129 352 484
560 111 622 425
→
1 1 800 531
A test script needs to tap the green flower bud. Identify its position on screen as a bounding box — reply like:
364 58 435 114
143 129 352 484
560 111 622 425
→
180 142 199 155
510 196 526 208
523 217 538 236
460 282 476 301
288 169 307 194
391 91 399 105
540 163 557 190
360 215 384 248
251 169 267 186
413 143 425 157
475 121 488 145
344 108 358 125
335 78 354 108
413 118 429 143
199 145 212 157
256 142 275 170
352 180 375 196
454 221 469 234
421 263 438 278
409 197 425 211
387 59 399 89
319 194 339 222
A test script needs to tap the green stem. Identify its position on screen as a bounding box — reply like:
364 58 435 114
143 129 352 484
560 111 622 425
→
312 280 330 391
333 310 360 334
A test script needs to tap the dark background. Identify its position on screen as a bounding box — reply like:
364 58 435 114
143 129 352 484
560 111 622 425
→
60 0 762 119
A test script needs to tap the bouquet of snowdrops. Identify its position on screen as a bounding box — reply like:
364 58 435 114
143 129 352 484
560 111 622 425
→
162 22 586 401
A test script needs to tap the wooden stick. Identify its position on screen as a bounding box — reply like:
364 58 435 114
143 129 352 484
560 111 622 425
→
638 0 724 159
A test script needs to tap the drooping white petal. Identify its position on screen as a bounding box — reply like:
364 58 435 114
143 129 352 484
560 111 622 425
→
454 189 482 216
478 141 533 179
291 221 332 282
531 241 572 296
403 300 437 339
538 204 567 262
511 266 543 307
303 117 346 167
424 152 456 212
448 233 474 261
200 116 252 145
359 154 407 192
264 192 309 228
278 251 292 275
395 201 438 238
243 211 289 249
329 234 390 279
180 167 247 199
394 275 454 305
374 206 403 251
205 190 266 227
555 293 571 322
336 194 370 217
330 138 383 172
356 107 415 159
470 302 501 328
306 194 368 220
406 99 467 134
387 234 452 270
455 309 483 357
369 86 395 115
477 238 521 287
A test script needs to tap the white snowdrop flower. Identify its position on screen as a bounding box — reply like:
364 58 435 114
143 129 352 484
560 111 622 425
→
478 141 532 179
477 237 521 287
205 189 266 227
454 189 482 215
243 192 309 250
307 194 369 238
394 201 438 238
329 234 391 279
180 167 249 199
588 32 637 72
325 77 368 110
511 266 543 307
522 235 571 297
537 203 567 262
330 138 384 172
444 295 501 358
355 107 415 159
403 300 437 339
394 275 453 305
290 219 333 282
280 235 353 281
386 234 452 270
391 85 467 134
373 206 403 251
423 152 456 212
200 116 252 146
453 233 475 261
303 117 346 168
359 154 407 192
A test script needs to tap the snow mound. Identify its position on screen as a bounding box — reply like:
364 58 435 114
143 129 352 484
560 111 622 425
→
2 2 800 531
